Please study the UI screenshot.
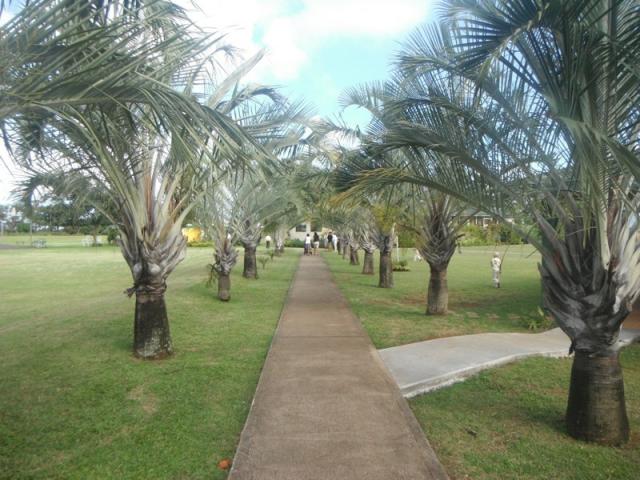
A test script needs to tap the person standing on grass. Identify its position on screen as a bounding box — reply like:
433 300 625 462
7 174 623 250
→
332 233 338 252
327 231 334 251
264 234 272 249
491 251 502 288
313 231 320 255
304 233 311 255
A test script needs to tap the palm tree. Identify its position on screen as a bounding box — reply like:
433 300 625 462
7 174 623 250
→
1 1 229 149
369 205 396 288
4 2 284 359
211 232 238 301
415 192 467 315
200 186 238 301
227 176 300 279
347 229 360 265
357 224 377 275
341 1 640 445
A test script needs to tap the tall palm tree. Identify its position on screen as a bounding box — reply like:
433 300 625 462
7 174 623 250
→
415 192 467 315
347 228 360 265
341 1 640 445
336 144 470 313
227 176 300 279
199 185 238 301
357 222 377 275
4 1 286 359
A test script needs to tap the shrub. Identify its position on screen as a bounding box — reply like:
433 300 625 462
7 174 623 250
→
392 259 410 272
188 240 213 248
460 222 524 246
396 228 417 248
460 224 488 246
258 256 270 270
284 239 304 248
527 307 556 331
105 226 119 245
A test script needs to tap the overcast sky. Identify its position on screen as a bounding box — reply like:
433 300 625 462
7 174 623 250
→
0 0 437 202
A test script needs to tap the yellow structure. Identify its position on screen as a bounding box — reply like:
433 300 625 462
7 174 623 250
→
182 226 203 243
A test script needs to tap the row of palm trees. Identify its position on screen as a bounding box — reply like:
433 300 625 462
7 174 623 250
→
3 0 638 449
1 1 308 359
331 0 640 446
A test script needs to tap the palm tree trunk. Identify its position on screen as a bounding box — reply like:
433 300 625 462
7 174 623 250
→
362 251 374 275
566 349 629 445
342 242 348 259
349 246 360 265
134 290 172 359
218 273 231 301
379 251 394 288
426 266 448 315
243 246 258 279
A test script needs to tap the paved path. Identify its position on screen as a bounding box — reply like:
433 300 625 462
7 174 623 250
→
229 255 448 480
380 327 640 398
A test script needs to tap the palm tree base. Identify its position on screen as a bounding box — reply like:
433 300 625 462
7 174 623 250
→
426 267 448 315
566 350 629 445
243 246 258 279
362 251 375 275
379 253 394 288
218 274 231 301
133 291 173 360
349 247 360 265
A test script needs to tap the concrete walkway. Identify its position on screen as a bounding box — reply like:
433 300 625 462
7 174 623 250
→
380 327 640 398
229 255 448 480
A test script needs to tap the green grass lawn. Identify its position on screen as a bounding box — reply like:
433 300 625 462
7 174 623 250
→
325 245 640 479
411 347 640 480
0 233 107 247
323 245 545 349
0 245 300 479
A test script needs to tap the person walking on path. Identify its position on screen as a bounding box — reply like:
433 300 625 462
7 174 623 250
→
304 233 312 255
313 231 320 255
491 251 502 288
327 231 334 251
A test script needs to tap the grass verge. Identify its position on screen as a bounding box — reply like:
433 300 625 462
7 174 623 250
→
410 346 640 480
323 245 545 349
0 246 299 479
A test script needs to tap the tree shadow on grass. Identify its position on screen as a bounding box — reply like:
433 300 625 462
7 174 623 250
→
517 398 567 436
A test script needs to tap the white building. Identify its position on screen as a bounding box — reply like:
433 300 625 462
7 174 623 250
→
287 221 330 241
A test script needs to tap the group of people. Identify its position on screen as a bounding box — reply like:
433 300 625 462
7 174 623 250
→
304 231 320 255
303 230 339 255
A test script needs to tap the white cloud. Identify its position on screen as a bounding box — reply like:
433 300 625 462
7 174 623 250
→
180 0 433 81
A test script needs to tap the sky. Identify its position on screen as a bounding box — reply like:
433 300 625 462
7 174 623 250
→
0 0 437 202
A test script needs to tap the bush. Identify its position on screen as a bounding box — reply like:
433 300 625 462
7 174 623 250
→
396 228 417 248
284 239 304 248
392 259 410 272
258 256 271 270
527 307 556 331
188 240 213 248
105 226 119 245
460 222 524 246
460 224 488 246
